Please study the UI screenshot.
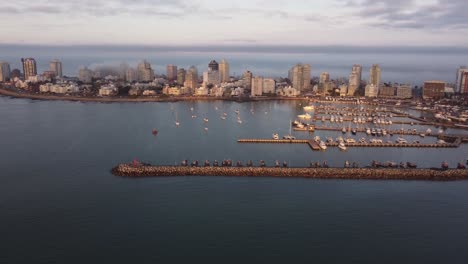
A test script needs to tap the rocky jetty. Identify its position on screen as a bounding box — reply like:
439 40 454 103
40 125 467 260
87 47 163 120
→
112 163 468 181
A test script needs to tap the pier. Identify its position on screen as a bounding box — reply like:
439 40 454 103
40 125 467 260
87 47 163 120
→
112 163 468 181
237 138 461 150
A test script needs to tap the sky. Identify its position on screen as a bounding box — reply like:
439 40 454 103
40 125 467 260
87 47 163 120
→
1 0 468 46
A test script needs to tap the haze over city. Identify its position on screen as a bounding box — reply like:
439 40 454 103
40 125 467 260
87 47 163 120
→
1 0 468 46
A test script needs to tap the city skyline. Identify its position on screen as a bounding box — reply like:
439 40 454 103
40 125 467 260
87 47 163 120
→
1 0 468 46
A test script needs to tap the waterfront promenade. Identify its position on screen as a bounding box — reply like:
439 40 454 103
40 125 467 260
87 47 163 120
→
112 163 468 181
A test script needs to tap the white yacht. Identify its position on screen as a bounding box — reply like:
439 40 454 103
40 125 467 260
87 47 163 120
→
426 128 432 134
338 142 347 151
396 137 408 144
366 128 371 135
437 139 447 144
319 141 327 150
303 105 315 111
203 118 209 123
297 113 312 119
346 138 356 144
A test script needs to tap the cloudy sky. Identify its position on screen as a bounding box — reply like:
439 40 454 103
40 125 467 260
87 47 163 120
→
1 0 467 46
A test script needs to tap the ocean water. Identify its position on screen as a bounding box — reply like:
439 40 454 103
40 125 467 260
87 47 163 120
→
1 45 468 85
1 96 468 263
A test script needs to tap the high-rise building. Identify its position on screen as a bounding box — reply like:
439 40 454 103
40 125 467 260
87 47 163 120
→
456 66 468 93
166 65 177 81
203 70 220 86
0 61 11 82
125 68 137 82
291 64 311 91
219 59 230 83
49 59 63 78
251 76 264 96
319 72 330 84
21 58 37 80
137 60 155 82
365 84 379 97
352 64 362 85
177 68 186 85
185 66 198 89
78 67 93 83
348 72 359 96
369 64 381 87
208 60 219 71
242 71 253 90
263 78 276 94
119 63 129 81
423 81 445 99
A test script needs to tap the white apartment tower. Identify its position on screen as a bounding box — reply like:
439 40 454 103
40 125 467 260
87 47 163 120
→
137 60 155 82
251 76 264 96
291 64 311 91
369 64 381 87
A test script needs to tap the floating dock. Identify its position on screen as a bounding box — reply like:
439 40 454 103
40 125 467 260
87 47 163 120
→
112 164 468 181
237 138 460 150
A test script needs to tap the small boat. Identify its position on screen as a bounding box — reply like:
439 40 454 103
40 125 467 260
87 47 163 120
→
234 109 240 114
175 121 180 127
303 105 315 111
351 128 357 135
426 128 432 134
203 118 209 123
204 160 210 167
346 138 356 144
204 127 208 132
272 133 279 140
192 115 197 118
213 160 219 167
275 160 280 167
437 139 446 144
237 119 242 124
319 141 327 150
283 161 288 168
419 133 426 137
190 107 194 112
181 160 188 166
246 160 253 167
396 137 408 144
297 113 312 119
366 128 371 135
441 161 449 170
260 160 266 167
457 163 466 169
152 129 158 135
344 160 350 168
338 142 347 151
221 116 226 120
342 127 347 134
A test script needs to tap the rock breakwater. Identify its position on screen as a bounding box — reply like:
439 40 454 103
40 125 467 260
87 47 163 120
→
112 164 468 181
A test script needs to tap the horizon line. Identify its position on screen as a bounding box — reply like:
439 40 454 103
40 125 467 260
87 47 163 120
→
1 43 468 54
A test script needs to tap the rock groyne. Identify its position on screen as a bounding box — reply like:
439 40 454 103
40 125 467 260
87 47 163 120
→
112 164 468 181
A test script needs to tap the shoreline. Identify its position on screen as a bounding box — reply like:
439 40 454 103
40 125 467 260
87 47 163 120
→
112 164 468 181
0 88 305 103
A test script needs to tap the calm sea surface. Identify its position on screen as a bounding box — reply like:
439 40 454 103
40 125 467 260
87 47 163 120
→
1 96 468 263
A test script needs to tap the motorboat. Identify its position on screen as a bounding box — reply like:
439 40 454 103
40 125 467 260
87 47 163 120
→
221 116 226 120
298 113 312 119
272 133 279 140
319 141 327 150
203 118 209 123
342 127 347 134
338 142 347 151
346 138 356 144
426 128 432 134
437 139 447 144
303 105 315 111
314 136 321 142
351 128 357 135
366 128 371 135
396 137 408 144
152 129 158 135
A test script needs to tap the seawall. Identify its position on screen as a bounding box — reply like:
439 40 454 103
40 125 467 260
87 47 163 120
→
112 164 468 181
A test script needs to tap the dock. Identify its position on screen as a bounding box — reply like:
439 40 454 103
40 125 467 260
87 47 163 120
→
237 138 461 150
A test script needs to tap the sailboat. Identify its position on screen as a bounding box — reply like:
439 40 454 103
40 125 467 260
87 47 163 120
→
283 119 296 140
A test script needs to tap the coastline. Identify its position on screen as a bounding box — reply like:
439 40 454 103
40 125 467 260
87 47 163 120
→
0 87 304 103
112 164 468 181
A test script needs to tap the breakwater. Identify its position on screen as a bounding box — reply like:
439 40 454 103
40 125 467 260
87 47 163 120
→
112 164 468 181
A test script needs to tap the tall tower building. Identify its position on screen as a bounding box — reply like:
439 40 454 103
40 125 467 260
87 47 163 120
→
137 60 155 82
369 64 381 87
320 72 330 84
177 68 186 85
291 64 311 91
208 60 219 71
242 71 253 90
352 64 362 85
78 67 93 83
203 70 220 86
166 65 177 81
49 59 63 78
185 66 198 89
219 59 230 83
348 72 359 96
21 58 37 80
0 61 11 82
125 68 137 82
456 66 468 93
251 76 264 96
